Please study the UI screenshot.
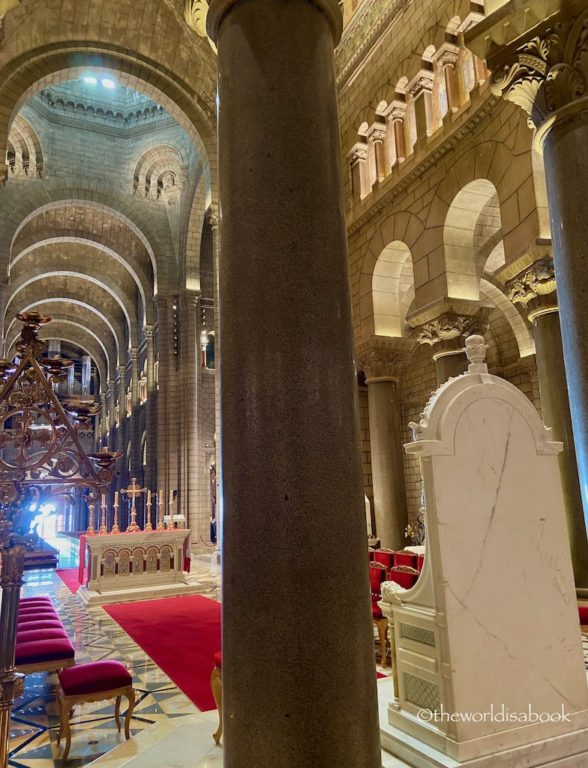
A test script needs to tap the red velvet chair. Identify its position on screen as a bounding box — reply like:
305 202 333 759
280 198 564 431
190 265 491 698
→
373 548 394 569
388 566 419 590
579 605 588 625
369 561 388 666
57 660 135 760
393 551 418 569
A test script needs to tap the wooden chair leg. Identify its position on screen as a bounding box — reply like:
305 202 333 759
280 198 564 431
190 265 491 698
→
61 698 72 761
210 667 222 745
114 695 122 732
124 688 136 740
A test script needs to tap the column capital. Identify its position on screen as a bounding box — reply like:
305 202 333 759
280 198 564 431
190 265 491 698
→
207 0 343 45
415 309 490 358
384 99 407 122
144 324 154 341
435 42 460 68
506 253 558 321
130 346 138 362
366 122 386 143
407 69 435 98
117 364 126 378
467 3 588 146
355 336 416 382
347 141 368 166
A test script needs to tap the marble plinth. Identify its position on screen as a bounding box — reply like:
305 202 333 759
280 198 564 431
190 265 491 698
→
79 529 198 606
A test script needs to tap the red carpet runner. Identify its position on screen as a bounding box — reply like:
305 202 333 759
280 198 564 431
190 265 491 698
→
105 595 221 711
56 568 81 594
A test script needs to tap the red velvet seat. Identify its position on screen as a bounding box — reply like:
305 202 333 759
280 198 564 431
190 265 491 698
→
17 618 64 630
59 660 132 696
579 605 588 624
214 651 222 669
388 566 419 590
373 548 394 568
17 628 68 643
18 607 58 616
393 551 418 568
15 637 75 665
20 597 53 605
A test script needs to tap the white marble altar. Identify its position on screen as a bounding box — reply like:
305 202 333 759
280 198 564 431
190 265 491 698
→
78 529 201 606
379 336 588 767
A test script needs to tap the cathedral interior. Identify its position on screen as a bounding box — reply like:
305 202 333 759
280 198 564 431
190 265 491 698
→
1 0 588 767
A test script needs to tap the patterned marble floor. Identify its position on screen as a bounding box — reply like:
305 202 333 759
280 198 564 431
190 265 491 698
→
8 555 222 768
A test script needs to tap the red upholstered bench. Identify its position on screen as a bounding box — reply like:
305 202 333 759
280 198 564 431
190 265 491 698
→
211 652 222 745
57 660 135 760
15 598 75 673
579 605 588 625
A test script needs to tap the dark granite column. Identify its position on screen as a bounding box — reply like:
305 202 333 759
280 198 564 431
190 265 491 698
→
144 326 156 491
207 2 381 766
508 257 588 592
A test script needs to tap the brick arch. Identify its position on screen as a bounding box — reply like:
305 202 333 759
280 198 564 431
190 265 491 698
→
6 299 120 368
6 322 109 385
0 187 165 291
358 211 423 341
4 280 126 359
480 277 535 360
425 140 539 302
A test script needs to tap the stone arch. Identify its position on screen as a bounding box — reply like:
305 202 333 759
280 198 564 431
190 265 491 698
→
6 113 43 178
131 144 185 202
480 278 535 360
358 212 424 340
443 178 502 299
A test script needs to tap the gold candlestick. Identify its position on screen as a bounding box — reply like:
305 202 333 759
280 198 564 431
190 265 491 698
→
112 504 120 533
145 490 153 531
123 477 141 532
87 503 95 534
156 490 164 531
99 494 108 534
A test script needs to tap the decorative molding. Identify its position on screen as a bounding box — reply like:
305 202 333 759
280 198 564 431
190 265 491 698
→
417 310 489 348
336 0 412 87
407 69 435 97
484 7 588 133
347 91 500 236
347 141 368 165
355 336 415 381
367 122 386 143
506 255 558 320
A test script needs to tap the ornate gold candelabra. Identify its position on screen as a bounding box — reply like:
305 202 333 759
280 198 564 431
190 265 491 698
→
122 477 142 532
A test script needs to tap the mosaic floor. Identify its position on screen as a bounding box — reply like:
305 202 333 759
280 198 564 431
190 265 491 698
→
8 546 588 768
8 554 222 768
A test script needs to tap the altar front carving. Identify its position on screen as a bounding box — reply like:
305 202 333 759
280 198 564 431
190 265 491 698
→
78 529 199 606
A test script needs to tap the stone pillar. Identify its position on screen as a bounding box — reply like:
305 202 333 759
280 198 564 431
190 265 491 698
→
347 141 368 204
437 43 461 113
144 325 156 490
130 347 141 482
206 1 381 766
407 70 434 142
81 355 91 394
107 380 116 451
387 101 406 165
468 1 588 589
366 122 386 185
507 255 588 591
356 337 414 550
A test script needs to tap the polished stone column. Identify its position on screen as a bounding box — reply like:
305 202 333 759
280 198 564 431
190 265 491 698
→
155 298 171 504
144 325 156 490
107 380 116 451
469 2 588 588
356 337 414 550
207 1 381 766
508 257 588 591
130 347 141 482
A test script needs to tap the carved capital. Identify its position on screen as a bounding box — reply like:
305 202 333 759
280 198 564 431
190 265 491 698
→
506 255 558 320
144 325 154 341
130 347 138 362
355 336 415 381
385 100 407 122
417 310 489 349
347 141 368 166
407 70 435 98
435 42 460 69
367 122 386 143
477 6 588 138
